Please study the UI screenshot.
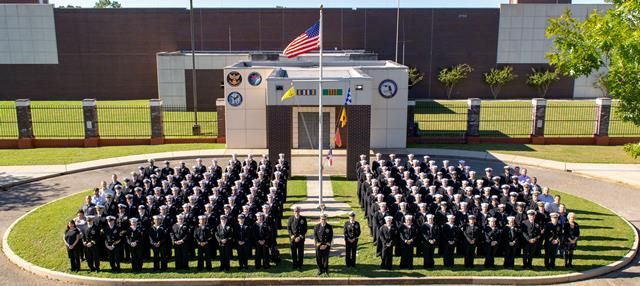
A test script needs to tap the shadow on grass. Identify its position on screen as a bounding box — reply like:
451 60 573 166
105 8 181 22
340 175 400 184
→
572 209 613 216
581 235 629 242
406 143 536 152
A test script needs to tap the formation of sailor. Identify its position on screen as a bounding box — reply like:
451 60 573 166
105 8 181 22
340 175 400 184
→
357 153 580 270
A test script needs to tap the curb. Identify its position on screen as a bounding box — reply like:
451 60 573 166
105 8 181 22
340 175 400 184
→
2 185 638 285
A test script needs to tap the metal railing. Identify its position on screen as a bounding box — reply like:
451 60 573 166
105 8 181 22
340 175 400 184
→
544 101 598 137
609 101 640 136
414 101 468 137
96 103 151 138
479 101 531 137
162 105 218 137
0 102 18 138
30 103 85 138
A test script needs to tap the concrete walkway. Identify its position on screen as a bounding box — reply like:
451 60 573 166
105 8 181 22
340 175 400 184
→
291 176 351 257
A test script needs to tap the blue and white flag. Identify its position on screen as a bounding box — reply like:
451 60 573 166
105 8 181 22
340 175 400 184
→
344 88 352 105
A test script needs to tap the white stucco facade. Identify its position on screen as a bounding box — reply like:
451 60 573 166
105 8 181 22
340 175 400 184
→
0 4 58 64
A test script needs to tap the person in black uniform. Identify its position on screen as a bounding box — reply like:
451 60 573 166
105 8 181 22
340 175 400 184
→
287 206 307 270
313 213 333 276
442 214 458 267
81 215 100 272
235 214 252 270
564 212 580 268
171 214 191 270
483 217 501 268
503 216 519 268
215 214 234 271
420 214 439 268
461 215 482 268
522 210 541 269
127 218 144 272
343 211 361 267
544 212 563 269
64 220 82 272
254 212 271 269
378 216 396 270
399 214 417 270
103 216 122 272
149 215 167 271
194 215 213 271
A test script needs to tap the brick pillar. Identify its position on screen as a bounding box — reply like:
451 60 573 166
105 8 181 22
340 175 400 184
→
594 97 612 145
16 99 34 148
150 99 164 145
82 99 99 147
466 98 481 137
346 105 371 180
531 98 547 144
267 106 292 171
216 98 226 141
407 100 417 136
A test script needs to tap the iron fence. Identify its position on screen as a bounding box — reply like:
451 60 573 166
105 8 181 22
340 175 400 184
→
96 103 151 138
479 102 531 137
162 105 218 137
414 101 468 137
609 101 640 136
544 101 598 137
30 103 85 138
0 102 18 138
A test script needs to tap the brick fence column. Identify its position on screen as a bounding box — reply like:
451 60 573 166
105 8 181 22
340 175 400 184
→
594 97 612 145
150 99 164 145
82 99 99 147
15 99 34 148
531 98 547 144
466 98 481 138
407 100 417 136
216 98 226 141
267 106 292 171
346 105 371 180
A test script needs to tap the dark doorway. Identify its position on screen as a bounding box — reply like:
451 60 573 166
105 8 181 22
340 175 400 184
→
298 112 330 149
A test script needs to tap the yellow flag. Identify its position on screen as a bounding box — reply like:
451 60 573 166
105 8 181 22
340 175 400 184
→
340 107 347 127
280 86 295 101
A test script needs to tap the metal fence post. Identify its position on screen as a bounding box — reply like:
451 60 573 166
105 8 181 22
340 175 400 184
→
594 97 612 145
150 99 164 144
466 98 481 137
15 99 34 148
82 99 99 147
407 100 417 136
216 98 226 141
531 98 546 144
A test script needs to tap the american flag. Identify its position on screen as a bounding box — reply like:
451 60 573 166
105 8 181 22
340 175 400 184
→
326 148 333 167
283 21 320 58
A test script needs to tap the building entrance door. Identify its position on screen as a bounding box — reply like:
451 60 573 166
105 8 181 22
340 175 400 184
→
297 112 330 149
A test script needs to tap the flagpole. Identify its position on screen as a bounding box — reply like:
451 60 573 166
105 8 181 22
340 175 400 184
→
318 5 324 212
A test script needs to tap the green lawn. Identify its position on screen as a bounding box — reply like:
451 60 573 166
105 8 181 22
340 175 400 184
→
0 100 217 139
414 100 640 138
7 177 634 278
0 143 225 165
408 143 640 164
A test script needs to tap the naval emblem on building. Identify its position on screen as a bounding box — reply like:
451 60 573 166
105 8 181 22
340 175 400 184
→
227 71 242 86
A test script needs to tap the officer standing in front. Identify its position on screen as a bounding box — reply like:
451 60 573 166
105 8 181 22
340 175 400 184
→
215 214 234 271
544 212 563 269
420 214 439 269
343 211 361 268
522 210 541 269
103 216 122 272
378 216 396 270
313 213 333 276
81 215 100 272
287 206 307 270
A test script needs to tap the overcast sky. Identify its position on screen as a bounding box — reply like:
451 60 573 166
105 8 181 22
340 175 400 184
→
49 0 608 8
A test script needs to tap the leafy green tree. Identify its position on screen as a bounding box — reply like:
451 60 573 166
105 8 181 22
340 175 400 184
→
526 68 559 98
593 72 610 98
437 64 473 99
546 0 640 156
94 0 122 8
408 67 424 89
483 66 517 99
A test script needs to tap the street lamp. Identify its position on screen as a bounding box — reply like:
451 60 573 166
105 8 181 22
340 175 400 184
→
190 0 201 135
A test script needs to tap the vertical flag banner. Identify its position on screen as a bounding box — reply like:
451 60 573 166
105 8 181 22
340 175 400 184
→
335 128 342 148
339 107 348 128
326 148 333 167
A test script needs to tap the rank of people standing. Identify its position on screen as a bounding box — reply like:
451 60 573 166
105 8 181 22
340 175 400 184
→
357 153 580 270
69 153 291 273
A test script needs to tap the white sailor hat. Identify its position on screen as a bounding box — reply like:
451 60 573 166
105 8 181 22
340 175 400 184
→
429 160 436 165
507 216 516 221
501 185 510 189
442 160 450 164
468 215 476 220
118 203 127 208
404 214 413 220
459 160 465 164
394 194 403 199
176 214 185 219
256 212 265 217
292 205 301 211
459 201 468 206
434 194 443 198
95 204 105 209
510 192 518 197
481 203 489 207
537 201 545 206
224 204 231 209
86 215 95 220
485 168 493 172
220 215 228 220
360 154 367 159
516 202 526 206
492 176 501 181
504 165 511 169
474 195 481 199
384 216 394 221
511 175 518 179
399 202 407 206
426 214 435 219
498 204 505 208
440 201 448 206
464 186 474 192
418 203 427 208
446 214 455 219
242 205 250 210
550 212 560 218
182 203 190 208
378 202 387 207
453 194 462 198
129 217 138 223
487 217 497 222
527 210 536 215
152 215 161 220
263 204 271 209
159 205 168 210
106 215 116 221
198 215 206 220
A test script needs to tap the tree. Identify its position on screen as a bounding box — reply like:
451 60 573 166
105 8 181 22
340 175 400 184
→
94 0 122 8
408 67 424 89
483 66 517 99
593 72 610 98
526 68 559 98
437 64 473 99
546 1 640 156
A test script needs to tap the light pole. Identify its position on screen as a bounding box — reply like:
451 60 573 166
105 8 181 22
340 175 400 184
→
394 0 400 62
190 0 201 135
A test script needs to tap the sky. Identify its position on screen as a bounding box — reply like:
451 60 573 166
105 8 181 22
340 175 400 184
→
49 0 607 8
